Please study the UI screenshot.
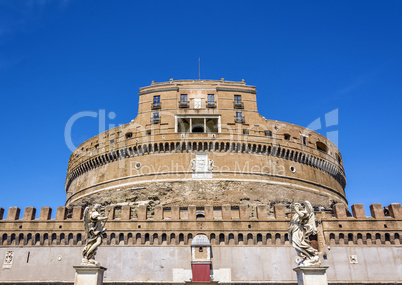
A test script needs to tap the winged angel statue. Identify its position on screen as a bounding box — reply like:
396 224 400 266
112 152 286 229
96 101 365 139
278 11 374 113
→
82 204 108 266
288 201 321 266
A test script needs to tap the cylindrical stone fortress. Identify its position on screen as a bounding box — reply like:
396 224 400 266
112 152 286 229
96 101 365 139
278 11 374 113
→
65 79 346 209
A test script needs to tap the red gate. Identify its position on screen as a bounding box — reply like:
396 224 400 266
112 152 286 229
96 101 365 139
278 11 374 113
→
192 263 210 282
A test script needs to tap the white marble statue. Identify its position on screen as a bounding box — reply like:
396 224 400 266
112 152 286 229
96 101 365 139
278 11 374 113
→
288 201 321 266
82 204 108 266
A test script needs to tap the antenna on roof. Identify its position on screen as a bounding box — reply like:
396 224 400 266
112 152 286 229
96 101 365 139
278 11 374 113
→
198 57 201 80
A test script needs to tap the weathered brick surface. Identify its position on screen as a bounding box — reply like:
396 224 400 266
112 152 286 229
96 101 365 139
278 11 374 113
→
7 207 20 220
334 203 347 218
370 203 385 219
64 80 346 210
39 207 52 220
351 204 365 219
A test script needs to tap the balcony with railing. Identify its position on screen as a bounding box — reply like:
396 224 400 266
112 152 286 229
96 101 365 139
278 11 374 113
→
151 117 161 124
235 116 245 124
206 101 216 108
179 101 189 108
234 101 244 109
151 102 161 110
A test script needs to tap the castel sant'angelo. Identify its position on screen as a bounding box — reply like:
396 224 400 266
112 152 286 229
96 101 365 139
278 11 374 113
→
0 79 401 284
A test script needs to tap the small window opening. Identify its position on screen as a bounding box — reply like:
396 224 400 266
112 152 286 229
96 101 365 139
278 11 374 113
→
219 234 225 243
336 153 342 164
196 211 205 219
180 94 188 103
385 233 390 242
316 142 328 153
152 112 160 124
199 247 203 252
302 136 307 145
235 112 244 123
243 129 250 135
125 132 133 139
265 130 272 137
284 133 291 140
234 95 243 109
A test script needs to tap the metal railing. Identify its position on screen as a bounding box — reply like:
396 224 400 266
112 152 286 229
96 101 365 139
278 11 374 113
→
234 101 244 109
151 103 161 110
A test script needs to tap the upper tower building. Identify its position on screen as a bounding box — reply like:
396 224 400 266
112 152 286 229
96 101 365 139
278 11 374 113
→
65 79 346 209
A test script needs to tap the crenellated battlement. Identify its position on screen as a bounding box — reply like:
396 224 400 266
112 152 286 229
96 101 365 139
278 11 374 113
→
1 203 400 222
0 203 400 248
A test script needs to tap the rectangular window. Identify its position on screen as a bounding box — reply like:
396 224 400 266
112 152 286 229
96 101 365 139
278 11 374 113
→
208 94 214 103
235 112 244 123
265 130 272 137
176 116 220 133
180 94 188 103
234 95 242 104
151 112 160 124
153 95 160 104
302 136 307 145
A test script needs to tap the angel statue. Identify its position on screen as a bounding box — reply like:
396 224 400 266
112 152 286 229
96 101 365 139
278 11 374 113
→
288 201 321 266
82 204 108 266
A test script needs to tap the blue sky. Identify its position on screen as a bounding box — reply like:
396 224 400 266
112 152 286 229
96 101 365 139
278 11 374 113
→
0 0 401 218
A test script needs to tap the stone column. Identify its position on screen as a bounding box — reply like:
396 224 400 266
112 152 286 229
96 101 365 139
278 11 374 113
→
293 266 328 285
73 266 107 285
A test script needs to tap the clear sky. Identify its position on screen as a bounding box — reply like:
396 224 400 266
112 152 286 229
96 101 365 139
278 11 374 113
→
0 0 401 218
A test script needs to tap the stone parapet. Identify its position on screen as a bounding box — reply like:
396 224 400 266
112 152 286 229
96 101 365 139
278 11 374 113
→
0 203 400 248
0 203 400 222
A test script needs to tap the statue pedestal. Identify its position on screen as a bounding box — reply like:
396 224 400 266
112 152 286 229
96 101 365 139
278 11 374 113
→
73 266 107 285
293 266 328 285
